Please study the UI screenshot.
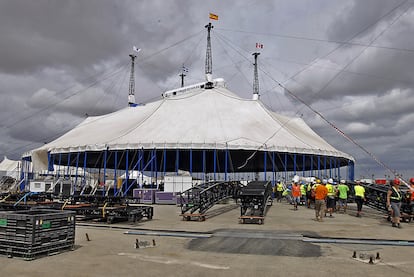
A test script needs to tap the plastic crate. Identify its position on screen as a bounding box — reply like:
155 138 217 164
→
0 209 75 260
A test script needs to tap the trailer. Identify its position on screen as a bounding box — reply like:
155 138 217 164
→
238 181 273 224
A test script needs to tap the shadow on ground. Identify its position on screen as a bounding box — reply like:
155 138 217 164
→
187 229 321 257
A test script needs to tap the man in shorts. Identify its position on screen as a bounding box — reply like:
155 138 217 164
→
337 180 349 213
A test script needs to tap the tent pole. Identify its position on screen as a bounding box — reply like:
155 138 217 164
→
66 152 71 179
225 148 228 181
293 153 297 176
339 158 342 180
263 151 267 181
163 148 166 178
190 148 193 176
114 151 118 196
348 160 354 181
103 149 108 197
47 152 51 175
140 149 144 184
74 152 80 195
154 149 158 188
284 153 287 182
124 150 129 196
317 156 321 179
82 152 87 194
272 152 275 186
213 149 217 180
58 153 62 179
176 149 179 176
302 154 306 177
329 157 332 178
310 155 313 177
203 150 206 182
139 149 143 185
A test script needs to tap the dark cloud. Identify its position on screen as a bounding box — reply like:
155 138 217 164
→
326 0 407 42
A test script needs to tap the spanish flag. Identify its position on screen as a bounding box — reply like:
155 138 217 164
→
209 13 218 20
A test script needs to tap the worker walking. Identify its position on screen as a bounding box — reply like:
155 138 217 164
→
276 180 284 202
354 180 365 217
314 181 328 222
291 175 302 210
325 178 337 217
300 182 307 206
387 179 403 228
337 180 349 213
306 179 314 208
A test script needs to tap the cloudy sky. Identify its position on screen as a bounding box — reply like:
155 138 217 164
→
1 0 414 180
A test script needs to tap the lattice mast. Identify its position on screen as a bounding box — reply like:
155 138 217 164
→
205 22 214 87
128 52 137 106
252 52 260 100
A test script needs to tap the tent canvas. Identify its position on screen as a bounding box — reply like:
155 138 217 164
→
25 78 353 172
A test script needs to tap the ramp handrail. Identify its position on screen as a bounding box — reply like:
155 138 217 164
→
180 181 240 215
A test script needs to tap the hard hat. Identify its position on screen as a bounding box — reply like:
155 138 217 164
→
315 179 321 184
340 179 346 184
292 175 300 183
328 178 333 184
322 179 327 184
409 177 414 184
393 179 400 185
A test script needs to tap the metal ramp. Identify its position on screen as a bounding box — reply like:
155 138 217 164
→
179 181 240 221
238 181 273 224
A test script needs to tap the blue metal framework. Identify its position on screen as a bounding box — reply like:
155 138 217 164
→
20 147 354 194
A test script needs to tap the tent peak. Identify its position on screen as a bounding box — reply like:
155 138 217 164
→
162 78 225 99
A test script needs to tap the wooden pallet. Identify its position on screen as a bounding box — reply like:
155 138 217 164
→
180 213 206 221
239 215 265 224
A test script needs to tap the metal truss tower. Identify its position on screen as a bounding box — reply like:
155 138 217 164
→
128 53 137 106
252 52 260 100
205 23 214 87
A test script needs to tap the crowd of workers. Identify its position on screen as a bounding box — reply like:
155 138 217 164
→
273 175 414 227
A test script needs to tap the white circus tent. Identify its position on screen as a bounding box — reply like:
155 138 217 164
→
26 78 353 174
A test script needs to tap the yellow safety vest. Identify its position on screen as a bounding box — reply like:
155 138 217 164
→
277 183 284 191
326 184 335 197
354 185 365 198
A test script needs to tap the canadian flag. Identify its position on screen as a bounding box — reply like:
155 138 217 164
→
256 43 264 49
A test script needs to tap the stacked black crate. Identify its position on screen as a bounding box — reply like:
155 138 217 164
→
0 209 75 260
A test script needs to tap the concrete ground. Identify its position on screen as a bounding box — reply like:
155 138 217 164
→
1 200 413 277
